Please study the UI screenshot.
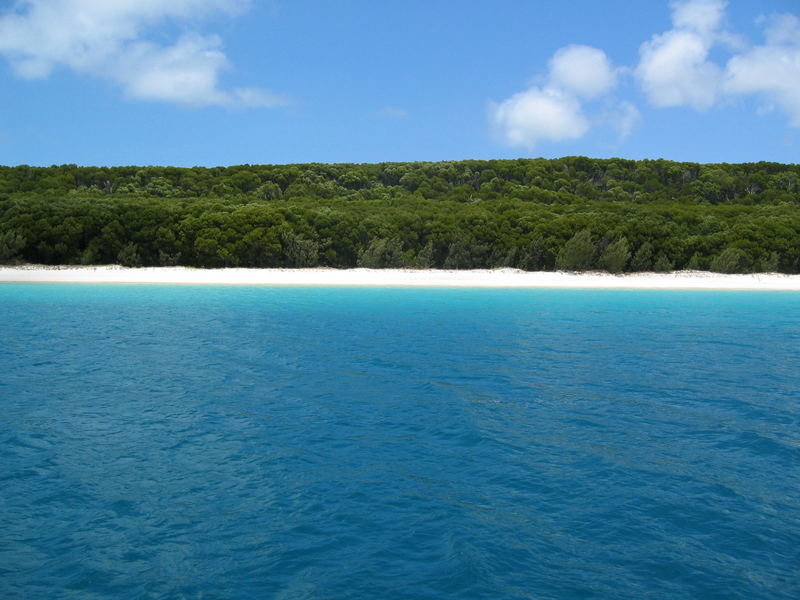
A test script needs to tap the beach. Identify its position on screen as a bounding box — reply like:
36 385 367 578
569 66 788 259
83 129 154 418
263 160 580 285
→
1 265 800 290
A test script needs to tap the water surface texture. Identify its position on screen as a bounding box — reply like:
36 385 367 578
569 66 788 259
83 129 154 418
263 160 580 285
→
1 285 799 599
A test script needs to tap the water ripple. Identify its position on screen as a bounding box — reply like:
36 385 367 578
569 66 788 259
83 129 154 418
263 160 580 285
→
1 285 798 599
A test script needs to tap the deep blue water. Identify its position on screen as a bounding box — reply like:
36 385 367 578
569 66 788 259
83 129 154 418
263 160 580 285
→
1 284 799 600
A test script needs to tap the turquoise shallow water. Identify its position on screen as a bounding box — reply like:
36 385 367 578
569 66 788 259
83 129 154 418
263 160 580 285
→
1 284 799 599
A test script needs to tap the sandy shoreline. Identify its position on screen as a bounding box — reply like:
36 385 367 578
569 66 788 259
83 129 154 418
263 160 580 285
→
1 265 800 290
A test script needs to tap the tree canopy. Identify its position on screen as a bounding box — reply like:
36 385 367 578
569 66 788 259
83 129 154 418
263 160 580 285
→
1 157 798 273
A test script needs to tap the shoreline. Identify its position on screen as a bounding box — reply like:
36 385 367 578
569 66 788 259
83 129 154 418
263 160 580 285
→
1 265 800 290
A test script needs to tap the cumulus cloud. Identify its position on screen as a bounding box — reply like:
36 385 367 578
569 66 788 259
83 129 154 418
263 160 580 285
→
724 14 800 126
635 0 727 110
491 88 589 148
670 0 726 34
634 0 800 127
377 107 409 119
548 45 617 99
607 101 642 141
492 0 800 147
0 0 286 108
490 45 626 149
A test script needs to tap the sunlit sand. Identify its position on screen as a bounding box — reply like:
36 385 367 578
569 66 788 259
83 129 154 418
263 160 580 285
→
2 265 800 290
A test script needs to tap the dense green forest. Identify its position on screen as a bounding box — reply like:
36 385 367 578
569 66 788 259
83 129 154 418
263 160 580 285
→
1 157 799 272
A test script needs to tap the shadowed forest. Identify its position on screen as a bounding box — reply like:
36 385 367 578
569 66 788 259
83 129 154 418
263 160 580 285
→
1 157 798 273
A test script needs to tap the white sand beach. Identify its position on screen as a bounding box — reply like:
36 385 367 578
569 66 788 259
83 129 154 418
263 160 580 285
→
1 265 800 290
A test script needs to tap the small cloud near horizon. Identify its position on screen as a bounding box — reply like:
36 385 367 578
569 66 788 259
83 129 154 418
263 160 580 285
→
376 106 409 119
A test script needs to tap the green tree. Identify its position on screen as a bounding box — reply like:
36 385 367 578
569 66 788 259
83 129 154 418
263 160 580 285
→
0 230 26 263
597 237 631 273
760 251 780 273
443 234 489 269
117 243 142 267
630 242 654 272
413 241 434 268
282 231 319 267
556 229 596 271
257 182 283 201
517 237 548 271
652 253 674 272
686 253 706 271
358 237 404 268
710 248 745 273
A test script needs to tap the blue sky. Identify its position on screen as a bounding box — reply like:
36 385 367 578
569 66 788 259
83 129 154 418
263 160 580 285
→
0 0 798 166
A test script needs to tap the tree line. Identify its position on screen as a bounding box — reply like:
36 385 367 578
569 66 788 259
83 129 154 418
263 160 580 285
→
1 157 798 272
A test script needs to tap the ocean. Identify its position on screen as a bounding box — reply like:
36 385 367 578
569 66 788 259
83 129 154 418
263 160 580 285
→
1 284 798 599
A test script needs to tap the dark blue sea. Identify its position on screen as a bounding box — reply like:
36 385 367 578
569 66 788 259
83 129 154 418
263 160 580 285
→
1 284 799 599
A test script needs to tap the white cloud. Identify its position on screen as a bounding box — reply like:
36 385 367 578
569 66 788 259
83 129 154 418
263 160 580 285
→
671 0 726 34
548 45 617 99
635 0 727 110
490 44 625 148
607 101 642 141
0 0 285 108
377 107 409 119
492 0 800 145
491 87 589 148
761 13 800 46
114 34 231 106
634 0 800 127
724 14 800 126
232 87 291 109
